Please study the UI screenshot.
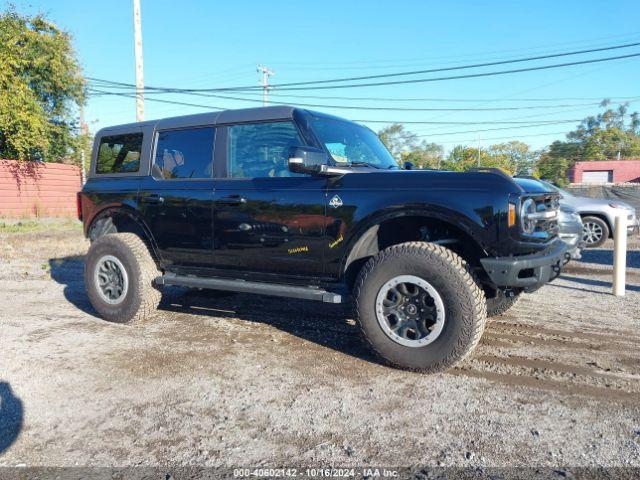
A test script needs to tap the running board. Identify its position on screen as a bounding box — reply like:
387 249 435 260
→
155 273 343 304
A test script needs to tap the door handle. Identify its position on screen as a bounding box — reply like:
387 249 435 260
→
216 195 246 206
141 195 164 205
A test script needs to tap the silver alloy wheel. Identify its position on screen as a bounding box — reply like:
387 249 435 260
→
582 221 603 245
94 255 129 305
375 274 445 348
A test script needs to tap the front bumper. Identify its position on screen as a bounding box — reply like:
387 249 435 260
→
559 219 585 261
480 240 569 293
627 213 638 234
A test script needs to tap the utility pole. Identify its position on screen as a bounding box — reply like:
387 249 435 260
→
133 0 144 122
257 65 274 106
79 104 88 185
477 138 481 167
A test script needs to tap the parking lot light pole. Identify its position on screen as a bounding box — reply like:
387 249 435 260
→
612 213 628 296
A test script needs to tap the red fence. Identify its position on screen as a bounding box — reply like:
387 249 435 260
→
0 159 82 218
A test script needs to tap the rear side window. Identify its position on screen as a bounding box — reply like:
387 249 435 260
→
154 127 215 179
96 133 143 174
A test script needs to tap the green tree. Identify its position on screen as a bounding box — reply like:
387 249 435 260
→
0 7 85 161
378 123 418 162
534 140 581 185
487 141 536 175
536 101 640 183
402 141 444 169
445 145 516 174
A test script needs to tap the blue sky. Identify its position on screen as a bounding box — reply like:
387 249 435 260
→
7 0 640 151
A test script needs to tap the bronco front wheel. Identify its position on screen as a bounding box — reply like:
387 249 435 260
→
353 242 486 373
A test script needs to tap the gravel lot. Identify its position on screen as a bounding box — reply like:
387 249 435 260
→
0 220 639 471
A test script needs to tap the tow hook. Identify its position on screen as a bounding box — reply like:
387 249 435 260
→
551 260 562 281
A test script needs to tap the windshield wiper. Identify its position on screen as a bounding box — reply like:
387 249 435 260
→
348 161 381 169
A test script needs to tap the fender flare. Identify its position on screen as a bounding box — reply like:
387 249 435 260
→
340 208 489 277
87 205 162 262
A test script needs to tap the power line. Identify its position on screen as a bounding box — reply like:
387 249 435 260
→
249 93 640 103
89 78 638 103
88 88 587 125
261 52 640 91
88 80 640 113
437 131 571 145
87 47 640 93
269 31 640 68
239 41 640 89
89 89 226 111
415 122 580 137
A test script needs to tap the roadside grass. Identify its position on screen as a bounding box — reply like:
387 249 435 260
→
0 218 82 234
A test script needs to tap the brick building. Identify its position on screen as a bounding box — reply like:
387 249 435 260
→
567 159 640 184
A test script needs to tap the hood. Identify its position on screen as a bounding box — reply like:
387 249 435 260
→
513 178 553 194
561 194 635 211
336 168 522 194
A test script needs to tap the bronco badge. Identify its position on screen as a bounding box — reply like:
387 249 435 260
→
329 195 343 209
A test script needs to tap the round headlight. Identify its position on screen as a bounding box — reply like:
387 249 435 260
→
520 198 537 234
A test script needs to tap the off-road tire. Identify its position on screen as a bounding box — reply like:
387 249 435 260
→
85 233 161 323
581 215 609 248
486 290 521 318
353 241 486 373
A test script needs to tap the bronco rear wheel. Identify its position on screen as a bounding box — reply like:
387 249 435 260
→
353 242 486 373
85 233 161 323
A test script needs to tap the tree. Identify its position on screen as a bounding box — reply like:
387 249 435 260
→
0 7 85 161
445 145 518 174
487 141 536 175
534 101 640 184
378 123 418 162
402 141 444 169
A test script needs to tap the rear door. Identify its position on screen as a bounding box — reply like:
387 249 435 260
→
212 121 328 278
138 126 216 268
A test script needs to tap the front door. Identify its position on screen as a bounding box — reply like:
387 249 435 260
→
138 126 216 268
213 121 327 278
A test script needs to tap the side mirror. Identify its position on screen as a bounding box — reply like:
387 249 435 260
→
403 161 415 170
288 146 329 174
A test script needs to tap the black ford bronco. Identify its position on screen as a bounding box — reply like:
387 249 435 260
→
79 106 566 373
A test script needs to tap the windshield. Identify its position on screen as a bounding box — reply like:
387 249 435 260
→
539 179 573 198
308 115 399 169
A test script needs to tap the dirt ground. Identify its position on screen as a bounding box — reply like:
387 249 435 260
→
0 219 639 471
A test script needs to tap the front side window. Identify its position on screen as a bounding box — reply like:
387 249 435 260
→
308 115 399 169
154 127 215 179
96 133 143 174
227 121 304 178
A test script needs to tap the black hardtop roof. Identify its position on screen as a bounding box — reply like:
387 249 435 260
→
96 106 308 135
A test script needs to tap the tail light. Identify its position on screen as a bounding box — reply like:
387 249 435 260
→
76 192 82 220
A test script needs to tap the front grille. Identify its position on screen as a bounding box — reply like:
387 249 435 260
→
526 193 560 239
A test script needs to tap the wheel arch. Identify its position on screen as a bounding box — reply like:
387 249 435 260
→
340 209 490 290
86 205 161 264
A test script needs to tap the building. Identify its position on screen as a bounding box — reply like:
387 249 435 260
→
568 159 640 184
